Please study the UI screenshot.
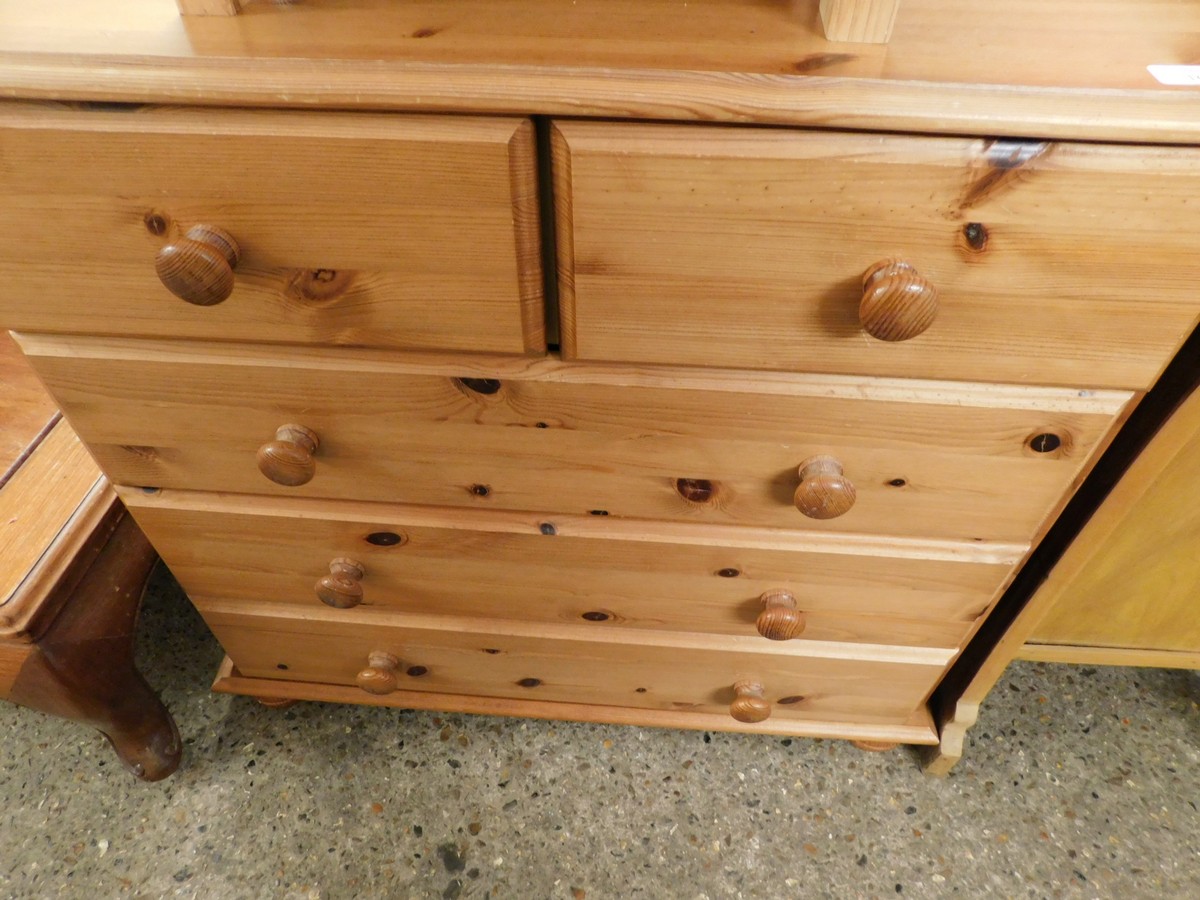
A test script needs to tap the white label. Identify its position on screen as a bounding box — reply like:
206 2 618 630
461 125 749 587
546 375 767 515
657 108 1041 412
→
1148 65 1200 86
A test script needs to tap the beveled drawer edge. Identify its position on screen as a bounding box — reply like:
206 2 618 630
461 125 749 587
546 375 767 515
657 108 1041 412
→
211 657 941 745
196 597 956 666
0 99 534 144
14 332 1132 416
119 486 1027 566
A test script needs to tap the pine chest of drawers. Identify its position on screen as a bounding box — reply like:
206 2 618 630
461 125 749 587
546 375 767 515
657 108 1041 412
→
3 0 1199 769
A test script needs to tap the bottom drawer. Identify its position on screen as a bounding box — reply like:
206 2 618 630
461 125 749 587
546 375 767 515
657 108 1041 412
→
199 600 950 734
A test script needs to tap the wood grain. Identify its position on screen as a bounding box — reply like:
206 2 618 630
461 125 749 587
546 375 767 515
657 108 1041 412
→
0 422 104 613
1 1 1200 142
212 656 940 744
554 120 1200 390
1017 644 1200 670
820 0 902 43
21 334 1127 543
0 331 57 484
117 486 1028 564
197 598 948 727
119 488 1013 646
1022 380 1200 654
0 102 543 354
175 0 241 14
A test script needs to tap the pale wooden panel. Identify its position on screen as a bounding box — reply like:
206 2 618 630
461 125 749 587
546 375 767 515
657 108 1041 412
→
0 103 543 354
0 423 103 609
1025 382 1200 654
122 490 1012 644
212 656 941 744
21 334 1125 542
2 2 1200 142
117 485 1030 564
554 121 1200 390
820 0 901 43
1018 644 1200 670
198 600 948 726
0 331 57 482
176 0 240 14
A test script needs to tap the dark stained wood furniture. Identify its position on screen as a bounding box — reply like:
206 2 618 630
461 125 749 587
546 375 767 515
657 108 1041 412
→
0 333 180 782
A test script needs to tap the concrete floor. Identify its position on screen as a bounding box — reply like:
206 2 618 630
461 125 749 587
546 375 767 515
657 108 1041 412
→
1 565 1197 899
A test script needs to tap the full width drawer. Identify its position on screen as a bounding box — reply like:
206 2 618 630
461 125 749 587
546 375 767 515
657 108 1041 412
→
21 334 1130 543
197 599 951 728
553 121 1200 389
122 488 1023 648
0 103 543 354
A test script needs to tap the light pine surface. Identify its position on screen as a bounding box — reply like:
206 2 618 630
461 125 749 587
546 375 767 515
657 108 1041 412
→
0 423 104 615
198 598 949 729
1022 382 1200 657
119 487 1015 646
2 1 1200 141
180 0 905 46
0 332 57 482
175 0 241 13
820 0 902 43
554 121 1200 390
20 333 1126 543
210 657 940 745
922 385 1200 771
0 102 543 354
1017 644 1200 670
1 0 1192 759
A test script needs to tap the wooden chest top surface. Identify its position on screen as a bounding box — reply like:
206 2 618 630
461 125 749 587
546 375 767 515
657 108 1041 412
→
0 0 1198 141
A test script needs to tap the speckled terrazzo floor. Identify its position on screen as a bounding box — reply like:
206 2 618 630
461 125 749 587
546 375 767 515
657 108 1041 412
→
1 565 1197 899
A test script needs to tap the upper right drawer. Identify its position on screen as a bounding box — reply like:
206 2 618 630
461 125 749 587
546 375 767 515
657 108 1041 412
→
552 122 1200 389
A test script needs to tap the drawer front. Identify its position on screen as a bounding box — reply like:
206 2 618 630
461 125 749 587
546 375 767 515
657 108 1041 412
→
123 489 1021 647
24 335 1129 542
198 600 950 727
553 121 1200 389
0 103 542 354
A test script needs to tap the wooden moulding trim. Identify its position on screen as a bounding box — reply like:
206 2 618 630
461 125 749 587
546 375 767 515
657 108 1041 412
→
0 99 531 142
118 485 1027 565
1017 643 1200 670
211 657 941 745
195 597 957 666
2 54 1200 144
0 479 118 638
549 122 577 358
14 332 1131 415
506 118 547 355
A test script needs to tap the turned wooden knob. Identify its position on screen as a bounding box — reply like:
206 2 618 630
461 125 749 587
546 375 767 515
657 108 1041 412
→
730 679 771 723
154 224 241 306
315 558 365 609
356 651 400 695
859 259 938 342
256 424 319 487
756 589 807 641
794 455 856 520
852 739 900 752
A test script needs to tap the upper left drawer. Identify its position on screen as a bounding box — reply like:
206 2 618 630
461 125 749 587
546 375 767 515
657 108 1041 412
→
0 103 544 354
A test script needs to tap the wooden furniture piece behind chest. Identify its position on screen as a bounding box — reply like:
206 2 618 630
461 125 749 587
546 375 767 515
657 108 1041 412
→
3 0 1200 764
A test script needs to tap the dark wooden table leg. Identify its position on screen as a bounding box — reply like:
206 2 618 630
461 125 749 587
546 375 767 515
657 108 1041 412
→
7 515 182 781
